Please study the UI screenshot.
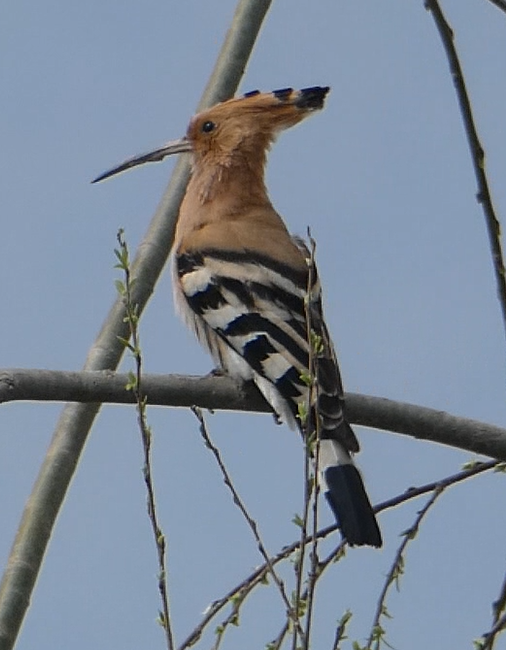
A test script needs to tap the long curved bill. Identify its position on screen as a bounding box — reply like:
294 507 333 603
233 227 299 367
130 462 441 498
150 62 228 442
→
92 137 192 183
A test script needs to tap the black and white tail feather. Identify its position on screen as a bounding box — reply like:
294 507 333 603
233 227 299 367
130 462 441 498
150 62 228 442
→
174 238 382 547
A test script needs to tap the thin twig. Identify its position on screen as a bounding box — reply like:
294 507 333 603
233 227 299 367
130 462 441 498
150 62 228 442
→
116 231 175 650
477 612 506 650
178 567 271 650
366 488 444 650
302 232 322 648
425 0 506 340
210 588 246 650
291 234 318 650
475 535 506 650
191 406 306 646
492 572 506 627
332 610 353 650
273 541 346 650
267 621 290 650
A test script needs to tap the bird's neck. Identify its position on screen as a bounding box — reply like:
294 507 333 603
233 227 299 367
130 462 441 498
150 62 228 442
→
175 151 289 254
190 148 269 205
181 154 273 221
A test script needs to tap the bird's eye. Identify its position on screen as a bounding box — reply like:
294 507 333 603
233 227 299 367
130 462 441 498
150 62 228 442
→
201 120 216 133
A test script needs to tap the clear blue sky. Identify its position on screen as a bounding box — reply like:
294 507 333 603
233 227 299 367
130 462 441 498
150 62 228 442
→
1 1 506 648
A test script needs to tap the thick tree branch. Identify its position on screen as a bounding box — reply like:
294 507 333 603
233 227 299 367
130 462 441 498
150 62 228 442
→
1 368 505 462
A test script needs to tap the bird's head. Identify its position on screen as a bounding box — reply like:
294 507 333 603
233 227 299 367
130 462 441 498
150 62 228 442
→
92 86 330 183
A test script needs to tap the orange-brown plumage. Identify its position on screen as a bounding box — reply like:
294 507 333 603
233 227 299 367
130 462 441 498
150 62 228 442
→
94 86 382 547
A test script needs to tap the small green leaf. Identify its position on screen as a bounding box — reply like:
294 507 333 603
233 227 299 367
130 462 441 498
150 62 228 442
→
229 593 242 606
117 336 135 353
338 609 352 626
125 370 137 391
310 330 324 354
371 624 385 641
462 459 482 471
292 513 304 528
299 371 312 386
297 401 308 425
115 279 126 295
114 247 129 268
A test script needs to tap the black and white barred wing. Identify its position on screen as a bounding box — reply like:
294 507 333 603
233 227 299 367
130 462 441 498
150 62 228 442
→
175 245 358 453
175 248 310 427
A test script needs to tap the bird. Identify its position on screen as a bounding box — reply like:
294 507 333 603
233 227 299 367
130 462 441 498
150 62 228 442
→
93 86 382 547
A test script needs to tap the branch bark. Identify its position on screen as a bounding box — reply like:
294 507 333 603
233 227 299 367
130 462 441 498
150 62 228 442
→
1 368 505 462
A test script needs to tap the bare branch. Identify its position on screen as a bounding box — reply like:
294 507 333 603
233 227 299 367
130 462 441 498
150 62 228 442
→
1 368 505 461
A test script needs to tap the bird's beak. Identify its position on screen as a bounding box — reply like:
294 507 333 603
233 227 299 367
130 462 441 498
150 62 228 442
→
92 137 192 183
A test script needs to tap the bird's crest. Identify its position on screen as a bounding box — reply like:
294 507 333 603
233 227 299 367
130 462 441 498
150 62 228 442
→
187 86 330 148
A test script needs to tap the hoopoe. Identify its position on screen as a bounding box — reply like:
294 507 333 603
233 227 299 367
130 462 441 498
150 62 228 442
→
94 86 382 547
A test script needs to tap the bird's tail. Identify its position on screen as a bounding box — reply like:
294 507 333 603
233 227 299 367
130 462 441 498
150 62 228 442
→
319 435 382 548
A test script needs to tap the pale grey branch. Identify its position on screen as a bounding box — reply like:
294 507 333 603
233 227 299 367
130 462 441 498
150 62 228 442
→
1 368 505 462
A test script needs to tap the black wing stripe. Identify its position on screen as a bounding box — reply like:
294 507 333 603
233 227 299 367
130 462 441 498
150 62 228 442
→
196 248 310 290
315 356 341 397
223 313 309 370
219 277 256 309
186 284 225 315
222 277 308 343
176 251 204 277
275 366 306 402
248 281 306 326
242 335 277 373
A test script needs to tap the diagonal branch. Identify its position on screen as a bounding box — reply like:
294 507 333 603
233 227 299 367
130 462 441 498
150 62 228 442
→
0 368 505 461
425 0 506 340
0 3 273 649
